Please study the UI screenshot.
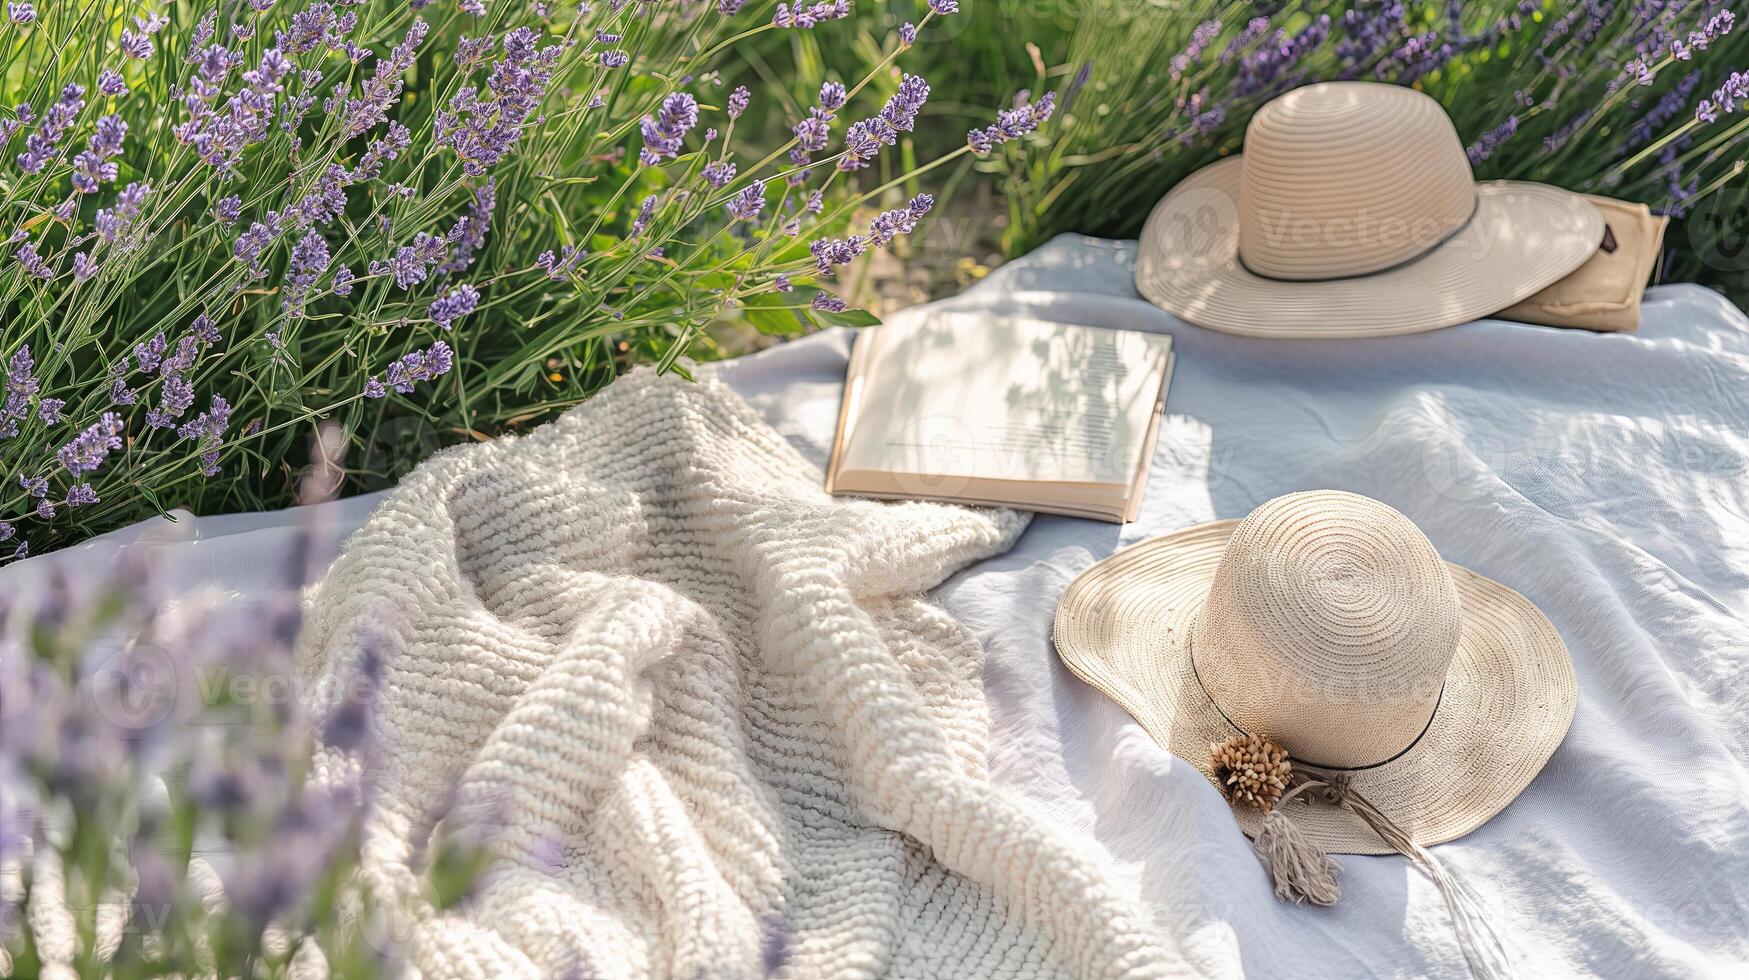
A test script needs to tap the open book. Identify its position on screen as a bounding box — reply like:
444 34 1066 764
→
825 313 1174 522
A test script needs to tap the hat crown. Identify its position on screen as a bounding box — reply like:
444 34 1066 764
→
1236 82 1476 282
1190 491 1461 770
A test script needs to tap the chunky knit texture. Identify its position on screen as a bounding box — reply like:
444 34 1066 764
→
296 368 1179 979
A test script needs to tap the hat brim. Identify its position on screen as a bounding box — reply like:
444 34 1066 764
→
1133 157 1606 339
1052 520 1577 855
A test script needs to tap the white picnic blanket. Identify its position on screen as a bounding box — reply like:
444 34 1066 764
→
9 234 1748 977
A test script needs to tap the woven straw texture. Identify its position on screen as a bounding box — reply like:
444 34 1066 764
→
1053 491 1577 855
1133 82 1603 338
296 368 1180 978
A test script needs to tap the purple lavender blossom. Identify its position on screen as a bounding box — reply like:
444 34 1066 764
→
233 220 277 277
342 20 429 137
774 0 851 29
867 193 933 246
773 274 793 292
899 23 917 46
819 82 847 114
36 398 62 424
436 30 562 176
640 92 699 166
812 293 847 312
366 342 455 397
14 241 50 280
98 70 127 97
429 284 481 329
537 244 585 280
967 91 1056 153
282 230 331 313
727 85 750 119
120 27 154 60
18 473 45 497
726 179 766 221
72 251 96 281
7 3 33 25
630 194 657 236
134 333 167 373
927 0 958 14
213 195 243 226
95 181 150 246
64 484 97 507
1466 116 1519 165
17 83 85 174
1697 71 1749 124
56 413 124 477
1172 20 1222 81
0 345 36 438
177 395 231 475
192 313 222 345
702 160 737 188
719 0 747 14
881 74 929 133
600 49 628 68
809 235 867 276
108 359 134 406
331 266 354 297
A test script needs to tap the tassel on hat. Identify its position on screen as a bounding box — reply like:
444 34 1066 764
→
1211 735 1514 980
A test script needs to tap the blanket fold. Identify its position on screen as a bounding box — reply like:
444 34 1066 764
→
296 368 1177 979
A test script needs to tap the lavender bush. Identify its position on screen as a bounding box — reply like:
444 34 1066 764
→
959 2 1747 296
0 0 995 557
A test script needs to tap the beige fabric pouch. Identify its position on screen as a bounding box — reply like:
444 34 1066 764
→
1494 195 1668 333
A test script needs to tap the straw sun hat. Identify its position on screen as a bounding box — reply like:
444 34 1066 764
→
1134 81 1606 338
1053 490 1576 862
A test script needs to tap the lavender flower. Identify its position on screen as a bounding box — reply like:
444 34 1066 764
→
365 342 455 397
899 23 917 46
640 92 699 166
0 345 36 438
967 91 1055 153
1172 20 1222 81
599 50 628 68
1697 71 1749 124
774 0 851 29
435 29 562 176
537 244 585 280
97 70 127 97
630 194 657 235
341 20 429 137
14 241 50 279
1466 116 1519 165
7 3 33 25
702 160 737 188
809 235 866 276
192 313 222 345
37 398 62 425
213 195 243 226
881 74 929 133
331 266 354 297
95 181 150 246
727 85 750 119
927 0 957 14
56 413 123 477
282 230 331 313
72 251 96 281
811 292 847 312
134 333 167 373
868 193 933 246
65 484 97 507
429 284 481 329
773 274 793 292
819 82 847 114
177 395 231 475
718 0 747 14
108 359 135 406
18 473 45 497
17 83 84 174
726 179 766 221
120 27 154 60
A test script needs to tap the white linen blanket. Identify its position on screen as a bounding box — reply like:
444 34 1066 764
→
8 234 1748 977
290 367 1176 978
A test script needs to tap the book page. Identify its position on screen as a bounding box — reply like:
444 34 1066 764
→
839 313 1172 488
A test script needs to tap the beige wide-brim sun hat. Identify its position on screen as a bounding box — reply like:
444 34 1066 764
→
1053 491 1578 855
1134 82 1606 338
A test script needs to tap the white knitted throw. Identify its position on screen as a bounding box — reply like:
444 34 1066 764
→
296 368 1177 979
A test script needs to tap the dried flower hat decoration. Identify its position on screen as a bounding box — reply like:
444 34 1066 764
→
1053 490 1578 980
